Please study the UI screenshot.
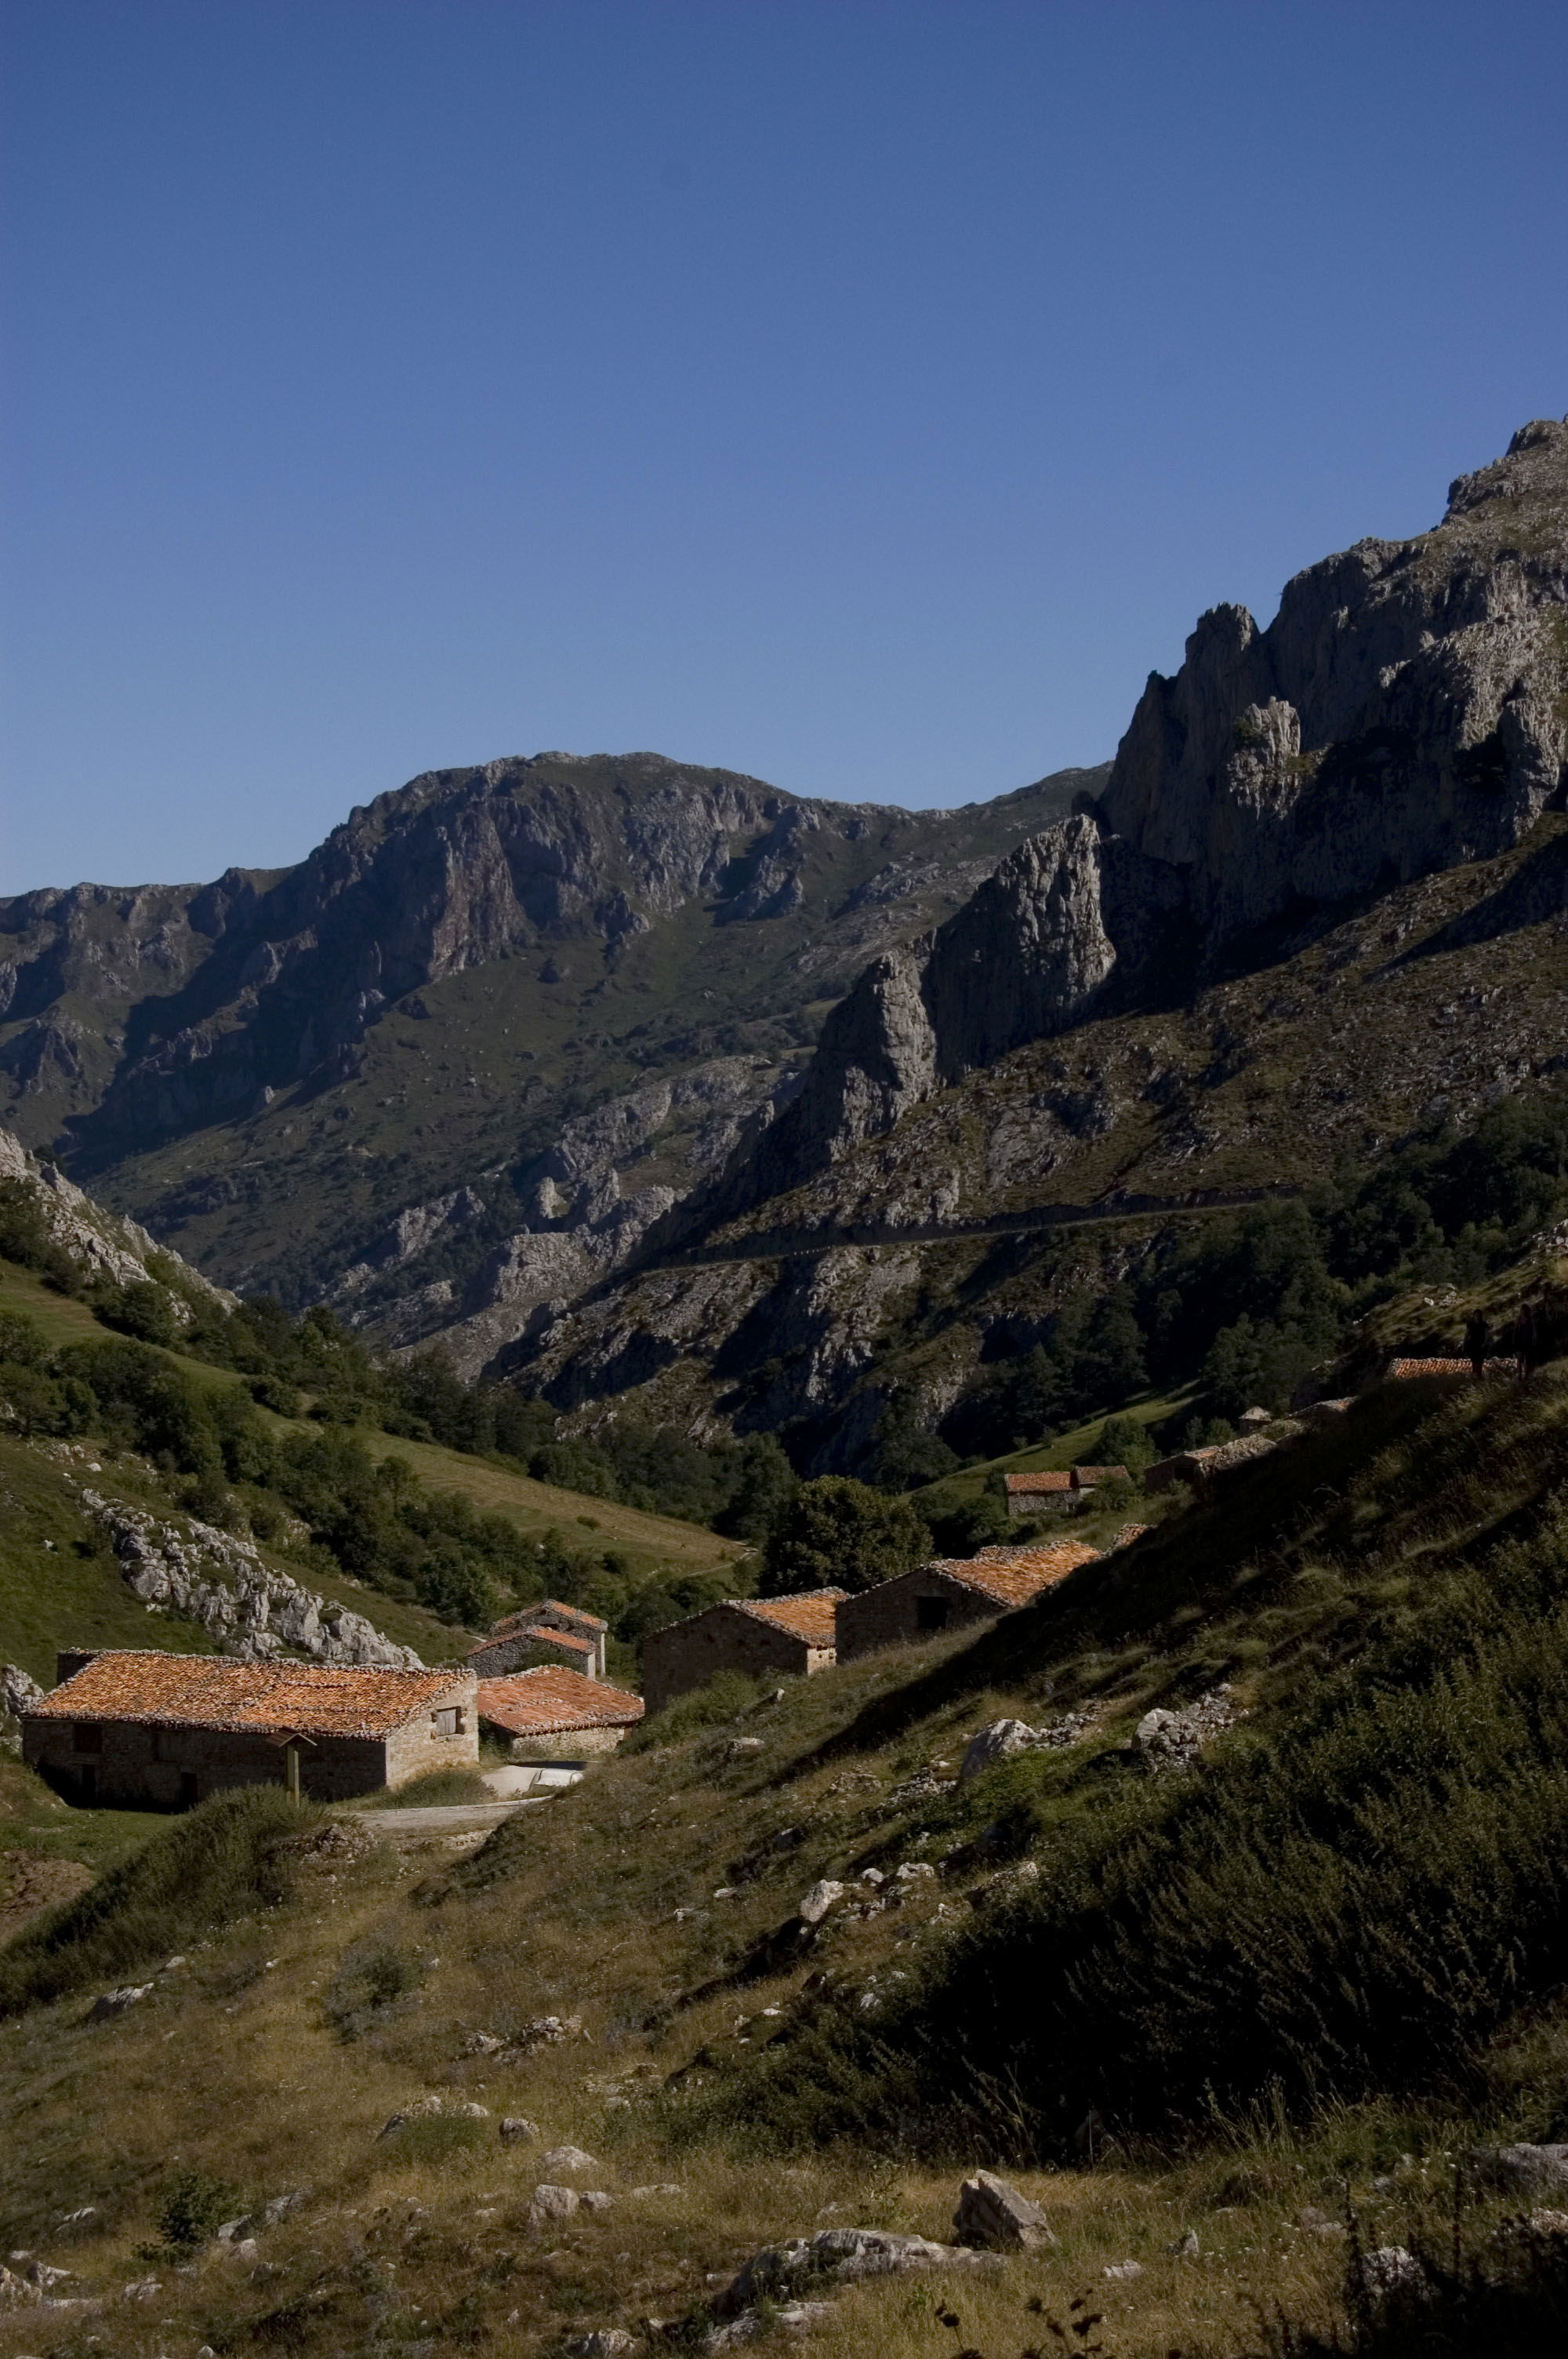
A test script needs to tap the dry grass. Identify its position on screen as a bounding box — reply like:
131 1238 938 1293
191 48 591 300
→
6 1377 1568 2353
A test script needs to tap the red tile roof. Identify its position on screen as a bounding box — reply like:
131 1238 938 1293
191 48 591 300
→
1004 1466 1127 1497
731 1590 847 1646
26 1652 469 1739
921 1540 1102 1608
477 1668 643 1736
491 1599 608 1637
470 1623 597 1661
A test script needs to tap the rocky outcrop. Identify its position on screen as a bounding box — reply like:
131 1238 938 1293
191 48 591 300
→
338 1054 803 1374
2 750 1093 1326
0 1125 231 1308
78 1489 425 1667
705 420 1568 1203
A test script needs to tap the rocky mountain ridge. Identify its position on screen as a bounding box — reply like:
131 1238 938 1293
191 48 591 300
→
710 417 1568 1211
0 755 1094 1345
499 419 1568 1459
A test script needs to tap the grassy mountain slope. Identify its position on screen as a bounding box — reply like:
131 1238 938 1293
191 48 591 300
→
0 1250 741 1673
4 1362 1568 2351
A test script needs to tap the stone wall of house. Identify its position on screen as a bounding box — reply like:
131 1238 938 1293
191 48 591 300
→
22 1675 477 1805
835 1570 1003 1663
642 1606 815 1714
22 1717 390 1807
503 1724 626 1760
468 1631 597 1678
383 1679 481 1786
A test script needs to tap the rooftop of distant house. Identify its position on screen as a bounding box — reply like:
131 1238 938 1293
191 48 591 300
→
1004 1464 1127 1496
26 1653 468 1739
470 1623 596 1660
728 1590 848 1646
491 1600 608 1635
476 1667 643 1736
916 1539 1102 1608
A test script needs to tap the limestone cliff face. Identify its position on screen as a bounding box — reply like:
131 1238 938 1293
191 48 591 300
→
0 1125 232 1309
0 751 1093 1326
713 419 1568 1205
1104 417 1568 933
0 756 790 1167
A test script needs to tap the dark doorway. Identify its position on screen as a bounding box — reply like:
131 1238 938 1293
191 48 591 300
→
77 1765 96 1805
179 1772 200 1808
916 1595 951 1632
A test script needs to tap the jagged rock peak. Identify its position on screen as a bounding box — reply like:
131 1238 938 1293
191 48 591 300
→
711 420 1568 1209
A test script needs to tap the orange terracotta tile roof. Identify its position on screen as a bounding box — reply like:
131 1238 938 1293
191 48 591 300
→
1071 1464 1129 1485
492 1599 608 1636
470 1623 597 1660
477 1668 644 1736
732 1590 847 1645
27 1652 469 1739
1387 1356 1473 1377
1004 1470 1073 1495
922 1540 1102 1608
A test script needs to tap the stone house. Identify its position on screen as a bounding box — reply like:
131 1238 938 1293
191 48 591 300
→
477 1667 644 1759
835 1540 1102 1663
467 1600 608 1681
22 1650 477 1807
1144 1445 1221 1495
1004 1465 1128 1518
641 1590 845 1714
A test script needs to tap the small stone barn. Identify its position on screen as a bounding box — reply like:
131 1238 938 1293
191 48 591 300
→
477 1667 644 1759
22 1650 478 1807
1004 1466 1127 1518
467 1600 608 1681
641 1590 846 1714
835 1541 1102 1663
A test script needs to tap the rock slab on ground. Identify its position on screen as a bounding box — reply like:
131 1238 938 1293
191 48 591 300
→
953 2169 1056 2251
717 2226 1000 2321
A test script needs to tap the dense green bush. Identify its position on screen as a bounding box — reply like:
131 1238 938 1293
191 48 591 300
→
760 1476 931 1596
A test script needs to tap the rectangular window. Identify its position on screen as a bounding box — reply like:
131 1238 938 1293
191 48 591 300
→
432 1708 459 1738
74 1722 103 1753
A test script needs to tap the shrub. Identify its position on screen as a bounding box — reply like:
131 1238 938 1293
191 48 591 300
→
622 1668 764 1750
0 1786 322 2015
156 2166 234 2251
760 1478 930 1596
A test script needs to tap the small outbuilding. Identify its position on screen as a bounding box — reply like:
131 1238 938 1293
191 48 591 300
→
22 1650 477 1807
1144 1445 1221 1495
641 1590 845 1714
1004 1466 1128 1518
468 1600 608 1681
477 1667 644 1758
835 1540 1102 1663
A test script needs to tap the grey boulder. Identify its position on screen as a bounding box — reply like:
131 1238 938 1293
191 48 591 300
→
953 2169 1056 2251
717 2226 997 2320
1468 2143 1568 2194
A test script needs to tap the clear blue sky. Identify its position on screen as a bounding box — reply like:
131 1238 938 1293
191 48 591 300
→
3 0 1566 892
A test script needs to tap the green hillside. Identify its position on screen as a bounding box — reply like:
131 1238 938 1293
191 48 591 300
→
0 1247 744 1707
4 1361 1568 2348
